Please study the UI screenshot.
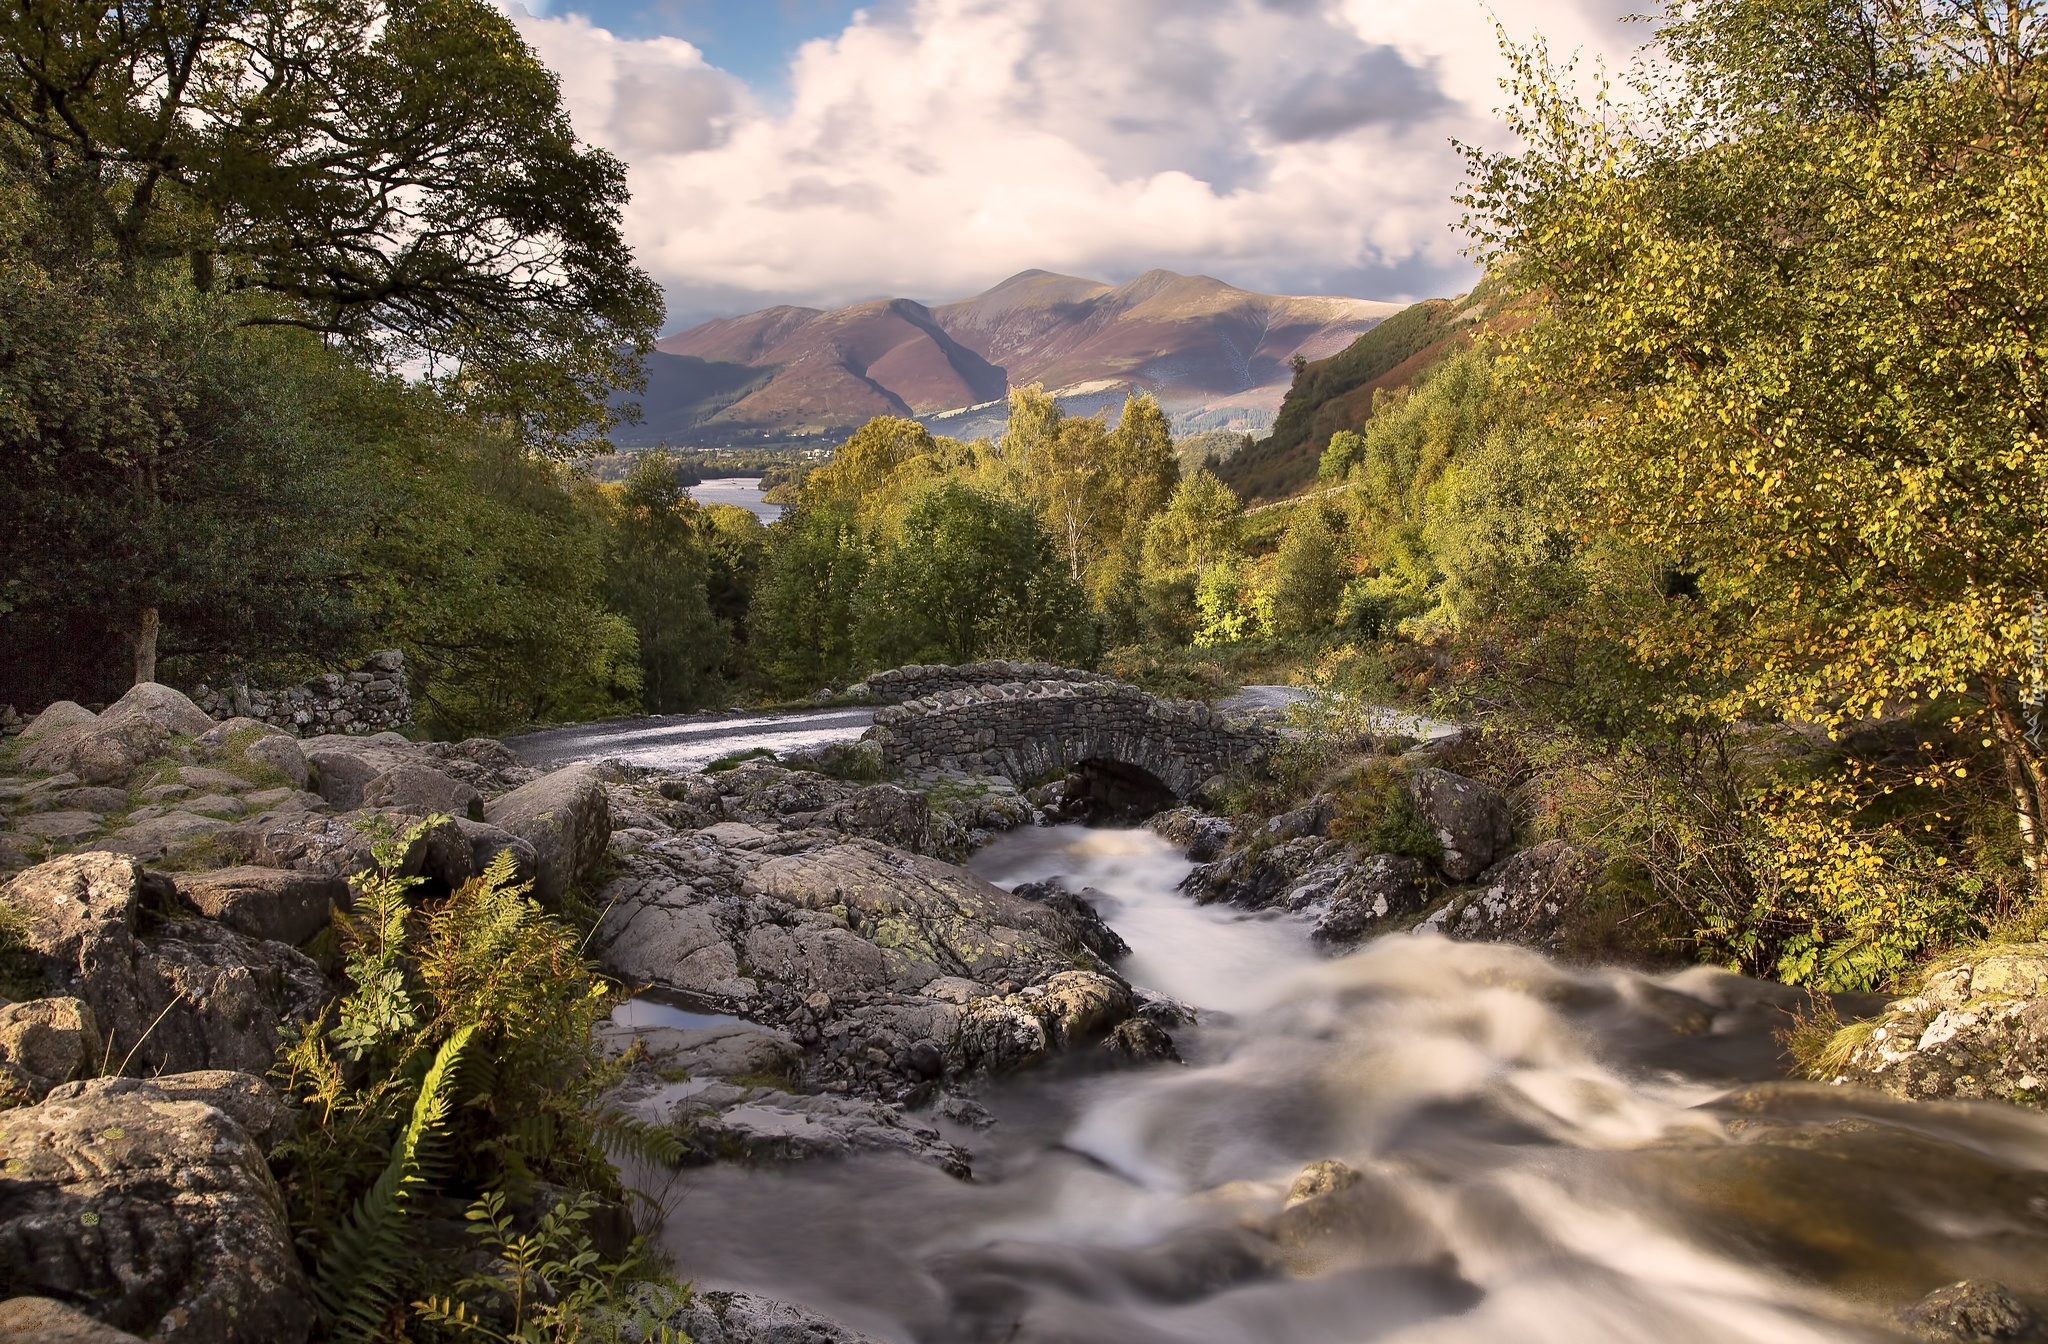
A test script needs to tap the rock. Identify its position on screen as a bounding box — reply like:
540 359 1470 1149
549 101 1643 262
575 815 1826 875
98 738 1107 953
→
1286 1158 1363 1207
956 997 1050 1074
43 1068 299 1151
90 811 231 861
672 1088 972 1178
1102 1016 1181 1064
0 1297 148 1343
181 793 246 817
50 787 129 814
1406 767 1513 881
1441 840 1601 947
0 1076 315 1343
0 854 329 1076
175 766 249 792
224 808 471 891
1264 795 1333 842
1310 855 1437 945
1832 943 2048 1107
1030 969 1132 1046
0 997 99 1104
1155 807 1228 860
483 765 610 904
662 1289 888 1344
195 717 288 749
102 683 214 737
814 783 929 850
1899 1280 2043 1342
13 810 102 842
601 1020 803 1083
361 761 485 822
453 817 541 888
242 735 311 790
173 866 343 946
16 701 96 746
1012 879 1130 961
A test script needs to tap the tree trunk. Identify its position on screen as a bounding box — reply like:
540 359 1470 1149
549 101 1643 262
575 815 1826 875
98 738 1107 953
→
133 607 160 686
1985 677 2047 889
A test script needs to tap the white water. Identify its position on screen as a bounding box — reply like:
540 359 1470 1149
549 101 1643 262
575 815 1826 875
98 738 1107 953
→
659 825 2048 1343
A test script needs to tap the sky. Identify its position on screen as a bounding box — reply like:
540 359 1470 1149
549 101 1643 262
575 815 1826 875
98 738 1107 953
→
503 0 1648 332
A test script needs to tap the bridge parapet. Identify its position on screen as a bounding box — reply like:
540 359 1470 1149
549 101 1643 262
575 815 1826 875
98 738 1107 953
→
862 661 1111 705
865 679 1269 798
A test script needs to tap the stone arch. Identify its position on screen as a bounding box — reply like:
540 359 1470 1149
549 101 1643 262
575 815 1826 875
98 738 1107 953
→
864 680 1267 800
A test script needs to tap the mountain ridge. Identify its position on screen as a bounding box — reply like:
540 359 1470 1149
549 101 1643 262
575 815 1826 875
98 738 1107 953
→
618 270 1407 447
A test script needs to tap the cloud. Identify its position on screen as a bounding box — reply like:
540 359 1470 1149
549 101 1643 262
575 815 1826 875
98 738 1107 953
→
503 0 1646 328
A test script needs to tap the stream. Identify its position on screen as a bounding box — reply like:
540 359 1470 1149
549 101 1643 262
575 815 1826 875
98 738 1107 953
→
657 824 2048 1343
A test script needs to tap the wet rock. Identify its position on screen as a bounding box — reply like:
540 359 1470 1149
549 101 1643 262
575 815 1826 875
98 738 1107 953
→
1900 1280 2044 1342
1102 1017 1181 1064
172 865 343 946
484 764 610 904
0 1075 316 1343
956 997 1050 1074
1012 879 1130 961
1286 1158 1363 1207
361 761 486 822
1183 835 1343 908
601 1020 803 1083
1832 943 2048 1107
1030 970 1132 1046
1406 767 1512 881
0 854 328 1075
0 997 99 1104
661 1289 888 1344
618 1075 972 1178
1435 840 1601 948
0 1297 148 1342
1310 855 1437 945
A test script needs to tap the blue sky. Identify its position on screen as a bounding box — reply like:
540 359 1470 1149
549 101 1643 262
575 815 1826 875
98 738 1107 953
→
526 0 867 88
506 0 1644 327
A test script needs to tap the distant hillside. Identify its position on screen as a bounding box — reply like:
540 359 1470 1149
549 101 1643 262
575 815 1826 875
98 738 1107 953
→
613 270 1404 447
1215 296 1483 504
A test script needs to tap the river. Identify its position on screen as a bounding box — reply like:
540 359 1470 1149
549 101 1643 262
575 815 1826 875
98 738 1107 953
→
687 475 784 522
657 823 2048 1343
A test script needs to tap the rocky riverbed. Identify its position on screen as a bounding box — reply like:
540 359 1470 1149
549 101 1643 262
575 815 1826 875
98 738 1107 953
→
3 681 2048 1342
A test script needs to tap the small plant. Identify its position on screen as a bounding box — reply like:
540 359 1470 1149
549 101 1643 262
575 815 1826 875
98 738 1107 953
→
415 1190 692 1343
1327 759 1443 862
704 748 776 773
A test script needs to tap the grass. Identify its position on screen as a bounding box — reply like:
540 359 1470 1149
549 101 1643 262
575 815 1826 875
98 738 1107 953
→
0 903 49 1002
704 748 777 774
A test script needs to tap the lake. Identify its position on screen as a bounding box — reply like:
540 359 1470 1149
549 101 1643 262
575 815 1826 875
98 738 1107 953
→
687 475 783 522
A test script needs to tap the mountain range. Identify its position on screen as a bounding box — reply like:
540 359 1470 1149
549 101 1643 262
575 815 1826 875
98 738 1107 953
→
619 270 1404 446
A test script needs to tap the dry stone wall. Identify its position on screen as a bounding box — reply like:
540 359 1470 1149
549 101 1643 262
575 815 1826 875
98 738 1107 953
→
192 651 410 738
864 679 1268 798
863 661 1111 705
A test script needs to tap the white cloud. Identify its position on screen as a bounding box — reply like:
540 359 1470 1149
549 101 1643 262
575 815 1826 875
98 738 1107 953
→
505 0 1645 327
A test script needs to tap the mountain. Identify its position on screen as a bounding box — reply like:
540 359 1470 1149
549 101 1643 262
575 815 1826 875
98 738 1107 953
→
614 270 1405 447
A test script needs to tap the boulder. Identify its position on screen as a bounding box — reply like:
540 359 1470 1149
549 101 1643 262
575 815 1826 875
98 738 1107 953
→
244 735 311 790
0 854 329 1076
814 783 929 850
225 809 472 890
1310 855 1438 945
1441 840 1601 947
19 717 171 787
1831 943 2048 1107
1013 879 1130 961
16 702 95 746
194 717 286 749
0 1298 148 1343
483 765 611 904
662 1290 889 1344
44 1068 299 1151
956 997 1050 1074
173 865 343 946
1029 969 1132 1046
452 817 540 889
90 811 232 861
0 997 99 1104
0 1076 315 1343
101 683 214 737
601 1020 803 1082
1899 1280 2042 1342
1406 767 1513 881
360 761 485 822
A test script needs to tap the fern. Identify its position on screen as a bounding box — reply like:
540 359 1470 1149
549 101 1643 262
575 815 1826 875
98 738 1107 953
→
314 1023 476 1342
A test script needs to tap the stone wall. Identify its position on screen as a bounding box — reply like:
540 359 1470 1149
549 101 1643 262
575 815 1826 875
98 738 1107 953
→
864 679 1268 798
192 651 411 738
863 661 1110 705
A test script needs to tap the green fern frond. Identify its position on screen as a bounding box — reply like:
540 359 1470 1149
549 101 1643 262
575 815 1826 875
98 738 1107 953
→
314 1023 477 1342
590 1109 685 1169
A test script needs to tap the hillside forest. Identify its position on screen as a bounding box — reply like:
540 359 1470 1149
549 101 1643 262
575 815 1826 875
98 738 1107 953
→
6 0 2048 1006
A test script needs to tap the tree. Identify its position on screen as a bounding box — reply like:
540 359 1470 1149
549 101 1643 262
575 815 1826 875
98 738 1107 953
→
1269 505 1348 637
598 453 726 713
0 0 662 447
1465 0 2048 876
748 503 873 691
798 417 939 519
852 482 1092 669
1142 469 1244 579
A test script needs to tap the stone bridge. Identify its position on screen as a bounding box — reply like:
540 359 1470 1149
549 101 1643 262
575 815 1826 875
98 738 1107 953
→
863 678 1269 799
862 660 1110 705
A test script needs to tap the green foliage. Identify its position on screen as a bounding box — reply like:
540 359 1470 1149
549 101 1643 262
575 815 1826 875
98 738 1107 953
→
852 482 1094 670
0 0 662 448
598 454 728 713
274 824 660 1339
705 748 778 773
748 503 873 691
416 1190 690 1343
1268 505 1348 638
1328 760 1443 862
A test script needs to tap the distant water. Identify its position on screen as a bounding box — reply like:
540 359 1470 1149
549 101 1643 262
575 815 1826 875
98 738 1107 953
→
688 476 783 522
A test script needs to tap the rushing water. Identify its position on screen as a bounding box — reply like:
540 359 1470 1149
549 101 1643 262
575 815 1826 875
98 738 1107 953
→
657 825 2048 1343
